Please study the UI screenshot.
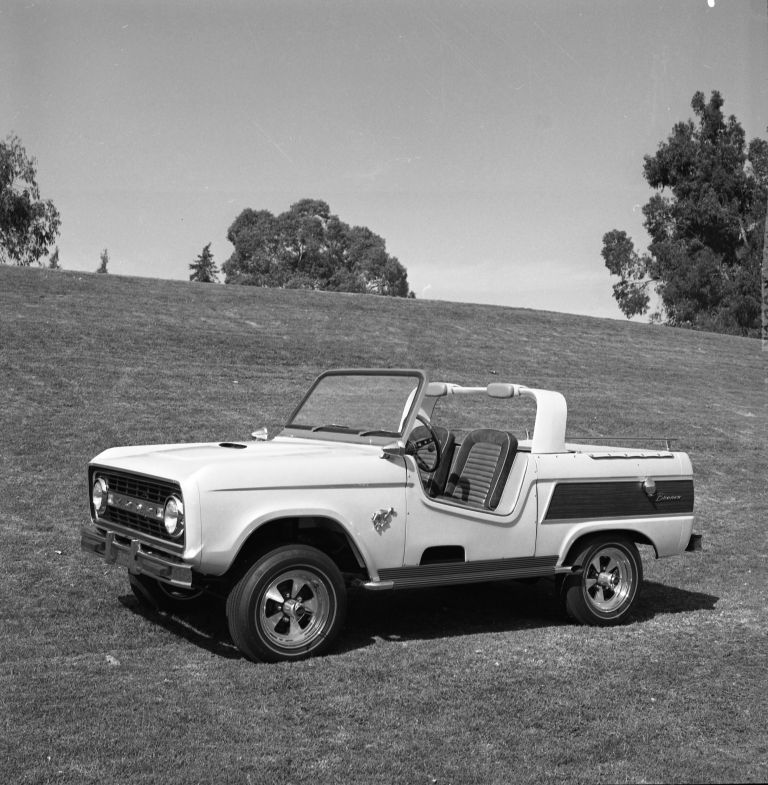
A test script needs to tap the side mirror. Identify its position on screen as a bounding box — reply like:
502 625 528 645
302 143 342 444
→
381 441 406 460
251 427 269 441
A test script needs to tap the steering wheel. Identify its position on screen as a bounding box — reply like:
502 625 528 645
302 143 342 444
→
406 413 442 473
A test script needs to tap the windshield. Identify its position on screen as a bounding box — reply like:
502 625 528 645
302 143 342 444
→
285 370 425 439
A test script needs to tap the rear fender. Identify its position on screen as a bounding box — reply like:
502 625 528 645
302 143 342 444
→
557 525 658 567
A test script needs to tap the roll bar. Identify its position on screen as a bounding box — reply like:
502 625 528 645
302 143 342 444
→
424 381 567 453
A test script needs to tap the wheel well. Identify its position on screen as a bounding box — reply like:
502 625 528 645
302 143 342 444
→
562 529 656 566
222 516 369 587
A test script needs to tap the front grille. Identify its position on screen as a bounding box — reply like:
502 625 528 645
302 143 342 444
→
90 467 184 546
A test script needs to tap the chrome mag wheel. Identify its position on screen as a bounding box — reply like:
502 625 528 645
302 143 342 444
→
226 545 347 663
258 568 332 651
582 545 635 614
560 537 642 626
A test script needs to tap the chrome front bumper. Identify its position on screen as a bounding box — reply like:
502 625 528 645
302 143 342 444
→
81 525 193 588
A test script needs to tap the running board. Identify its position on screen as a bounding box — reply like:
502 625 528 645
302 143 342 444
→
365 555 561 591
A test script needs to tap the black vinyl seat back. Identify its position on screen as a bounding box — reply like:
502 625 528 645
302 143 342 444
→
443 429 518 510
412 425 456 497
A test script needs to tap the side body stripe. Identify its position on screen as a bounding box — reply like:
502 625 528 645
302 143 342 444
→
543 479 694 521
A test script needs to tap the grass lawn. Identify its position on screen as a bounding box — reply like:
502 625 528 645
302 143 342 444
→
1 264 766 784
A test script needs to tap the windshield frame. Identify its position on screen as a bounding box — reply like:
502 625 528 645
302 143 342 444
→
281 368 427 444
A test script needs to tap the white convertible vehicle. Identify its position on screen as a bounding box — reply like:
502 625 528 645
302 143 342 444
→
82 369 700 662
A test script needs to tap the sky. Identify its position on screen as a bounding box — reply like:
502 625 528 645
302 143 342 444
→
3 0 767 320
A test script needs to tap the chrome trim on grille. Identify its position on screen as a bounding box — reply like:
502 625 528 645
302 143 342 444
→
107 490 165 522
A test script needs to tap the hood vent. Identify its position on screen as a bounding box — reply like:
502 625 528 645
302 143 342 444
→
219 442 247 449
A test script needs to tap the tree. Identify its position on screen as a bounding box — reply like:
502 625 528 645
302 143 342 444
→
0 134 61 266
763 184 768 347
222 199 414 297
48 246 60 269
602 91 767 336
189 242 219 282
346 226 411 297
97 248 109 274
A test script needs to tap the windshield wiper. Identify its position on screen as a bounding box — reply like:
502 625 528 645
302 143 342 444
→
310 424 399 437
311 424 359 434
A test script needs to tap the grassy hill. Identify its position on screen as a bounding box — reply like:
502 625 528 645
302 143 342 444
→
1 264 766 784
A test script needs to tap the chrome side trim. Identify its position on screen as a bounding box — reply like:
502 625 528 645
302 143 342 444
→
587 453 675 460
213 482 407 493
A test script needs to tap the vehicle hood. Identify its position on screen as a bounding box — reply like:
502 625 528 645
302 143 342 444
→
90 436 403 490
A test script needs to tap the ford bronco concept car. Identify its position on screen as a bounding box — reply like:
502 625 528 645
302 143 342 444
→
82 369 700 662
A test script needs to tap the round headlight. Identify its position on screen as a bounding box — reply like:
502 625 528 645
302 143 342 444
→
163 495 184 537
92 477 109 515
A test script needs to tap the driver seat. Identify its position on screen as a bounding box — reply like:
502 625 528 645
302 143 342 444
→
442 429 517 510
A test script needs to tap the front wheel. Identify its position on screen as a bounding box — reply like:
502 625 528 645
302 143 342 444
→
226 545 347 663
559 537 642 625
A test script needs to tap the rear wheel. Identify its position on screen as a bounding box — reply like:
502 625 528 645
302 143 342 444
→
559 537 642 625
226 545 347 662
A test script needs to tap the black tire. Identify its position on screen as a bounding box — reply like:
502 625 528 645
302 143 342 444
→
129 573 208 613
226 545 347 663
559 537 642 626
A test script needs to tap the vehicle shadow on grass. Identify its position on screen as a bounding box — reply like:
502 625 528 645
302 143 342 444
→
337 579 720 654
118 594 243 659
341 580 564 650
117 578 718 661
631 579 719 622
